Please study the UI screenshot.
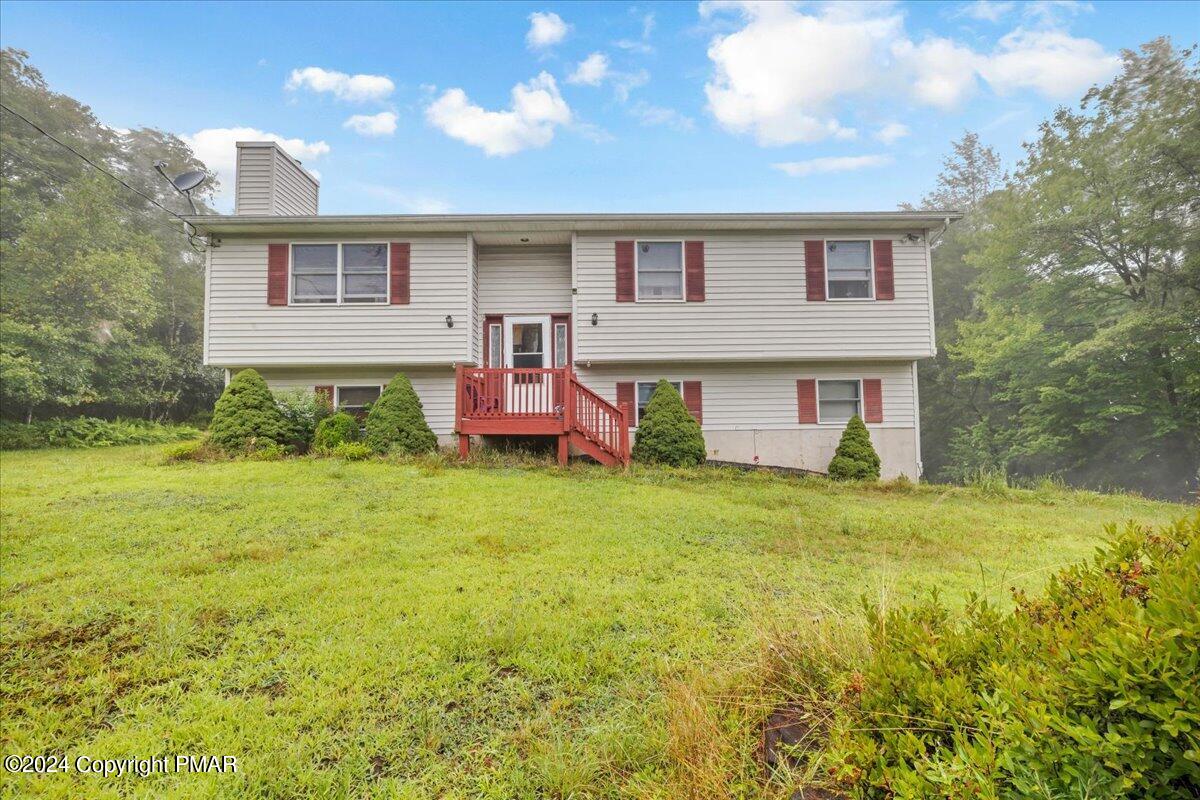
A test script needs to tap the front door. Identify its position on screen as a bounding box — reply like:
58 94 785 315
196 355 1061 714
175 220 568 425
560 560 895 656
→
503 315 552 414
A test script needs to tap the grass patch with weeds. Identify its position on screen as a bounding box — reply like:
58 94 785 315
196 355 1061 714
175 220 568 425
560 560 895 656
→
0 445 1188 798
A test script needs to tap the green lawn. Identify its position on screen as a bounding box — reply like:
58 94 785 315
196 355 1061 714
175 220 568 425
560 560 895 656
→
0 446 1188 799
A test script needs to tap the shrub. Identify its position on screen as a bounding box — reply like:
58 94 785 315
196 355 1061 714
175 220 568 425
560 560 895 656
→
632 380 706 467
331 441 372 461
274 388 332 452
208 369 289 454
817 514 1200 798
244 440 287 461
363 374 437 455
0 417 199 450
827 415 880 480
163 439 223 463
312 412 360 452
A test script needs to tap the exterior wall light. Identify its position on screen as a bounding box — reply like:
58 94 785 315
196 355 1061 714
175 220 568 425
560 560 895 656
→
591 313 598 326
445 315 454 328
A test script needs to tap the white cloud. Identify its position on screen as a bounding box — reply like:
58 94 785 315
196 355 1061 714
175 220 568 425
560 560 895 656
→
980 28 1119 98
343 111 398 137
955 1 1015 22
893 36 981 110
701 1 1119 143
526 11 569 49
1024 0 1093 26
612 69 650 103
874 122 910 144
631 101 696 132
425 72 572 156
286 67 394 103
702 2 901 145
772 155 893 178
615 11 656 54
182 127 329 203
568 53 611 86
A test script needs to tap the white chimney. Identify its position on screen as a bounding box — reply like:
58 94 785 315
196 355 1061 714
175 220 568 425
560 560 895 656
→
233 141 319 216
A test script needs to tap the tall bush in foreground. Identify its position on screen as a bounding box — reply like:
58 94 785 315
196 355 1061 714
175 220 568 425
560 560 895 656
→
364 374 437 455
274 388 331 452
632 380 706 467
827 416 880 480
208 369 288 453
313 412 359 452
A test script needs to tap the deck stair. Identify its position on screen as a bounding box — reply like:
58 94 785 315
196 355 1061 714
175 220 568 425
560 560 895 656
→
455 366 631 466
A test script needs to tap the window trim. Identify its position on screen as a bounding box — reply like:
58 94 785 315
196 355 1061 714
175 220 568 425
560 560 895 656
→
634 240 686 303
634 379 683 426
289 241 391 306
334 384 384 414
823 238 875 302
816 378 864 425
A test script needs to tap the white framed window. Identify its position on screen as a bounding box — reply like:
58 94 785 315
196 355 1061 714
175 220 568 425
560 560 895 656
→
817 379 862 424
335 385 382 416
825 240 873 300
553 322 568 368
636 241 683 301
487 323 502 367
635 380 682 425
291 243 389 305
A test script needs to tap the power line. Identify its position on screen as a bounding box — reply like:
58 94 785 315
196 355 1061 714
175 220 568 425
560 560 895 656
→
0 101 197 226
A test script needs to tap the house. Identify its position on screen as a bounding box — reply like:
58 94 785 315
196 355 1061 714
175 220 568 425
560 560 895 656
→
188 141 960 476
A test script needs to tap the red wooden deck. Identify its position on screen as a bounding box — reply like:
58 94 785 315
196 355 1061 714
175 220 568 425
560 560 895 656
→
454 366 631 466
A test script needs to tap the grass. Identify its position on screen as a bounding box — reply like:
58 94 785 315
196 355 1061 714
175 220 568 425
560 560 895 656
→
0 446 1188 799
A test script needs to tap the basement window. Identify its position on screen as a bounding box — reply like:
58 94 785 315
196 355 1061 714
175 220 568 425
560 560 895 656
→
636 380 682 425
817 380 861 424
336 385 382 418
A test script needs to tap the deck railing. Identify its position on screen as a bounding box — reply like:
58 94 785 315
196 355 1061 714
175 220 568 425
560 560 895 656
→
455 366 630 465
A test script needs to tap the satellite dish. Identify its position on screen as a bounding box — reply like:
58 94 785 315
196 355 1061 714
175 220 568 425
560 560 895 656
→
172 170 206 193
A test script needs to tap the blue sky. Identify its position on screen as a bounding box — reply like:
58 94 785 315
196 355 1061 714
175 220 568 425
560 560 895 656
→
2 0 1195 214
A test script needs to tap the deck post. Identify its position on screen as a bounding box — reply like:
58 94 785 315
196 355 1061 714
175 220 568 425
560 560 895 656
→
557 433 569 466
458 433 470 461
619 402 632 467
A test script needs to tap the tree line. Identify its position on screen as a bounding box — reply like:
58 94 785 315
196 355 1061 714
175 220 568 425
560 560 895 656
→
0 41 1195 497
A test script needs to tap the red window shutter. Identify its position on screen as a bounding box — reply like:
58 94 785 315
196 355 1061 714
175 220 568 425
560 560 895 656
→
390 242 411 305
267 243 288 306
872 240 894 300
616 381 635 428
797 379 818 424
863 378 883 423
685 241 705 302
314 385 334 409
683 380 703 424
804 241 826 301
482 314 502 367
615 241 635 302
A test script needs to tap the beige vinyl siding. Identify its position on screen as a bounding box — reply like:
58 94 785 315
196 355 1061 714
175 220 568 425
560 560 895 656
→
257 367 457 434
233 146 274 215
233 143 318 216
206 237 471 366
574 232 932 362
477 245 572 315
577 361 916 429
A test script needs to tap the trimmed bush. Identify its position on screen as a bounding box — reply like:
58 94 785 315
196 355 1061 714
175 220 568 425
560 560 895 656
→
820 514 1200 798
364 374 437 455
827 415 880 480
275 388 331 452
313 412 360 452
208 369 289 453
0 417 199 450
331 441 372 461
632 380 706 467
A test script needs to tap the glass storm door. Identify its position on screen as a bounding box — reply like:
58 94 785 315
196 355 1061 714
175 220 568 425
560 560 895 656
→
503 316 552 414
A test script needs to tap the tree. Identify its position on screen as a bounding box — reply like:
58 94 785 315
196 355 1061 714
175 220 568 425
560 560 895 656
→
827 416 881 481
0 48 221 422
631 380 706 466
208 369 289 453
363 374 438 455
952 39 1199 498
